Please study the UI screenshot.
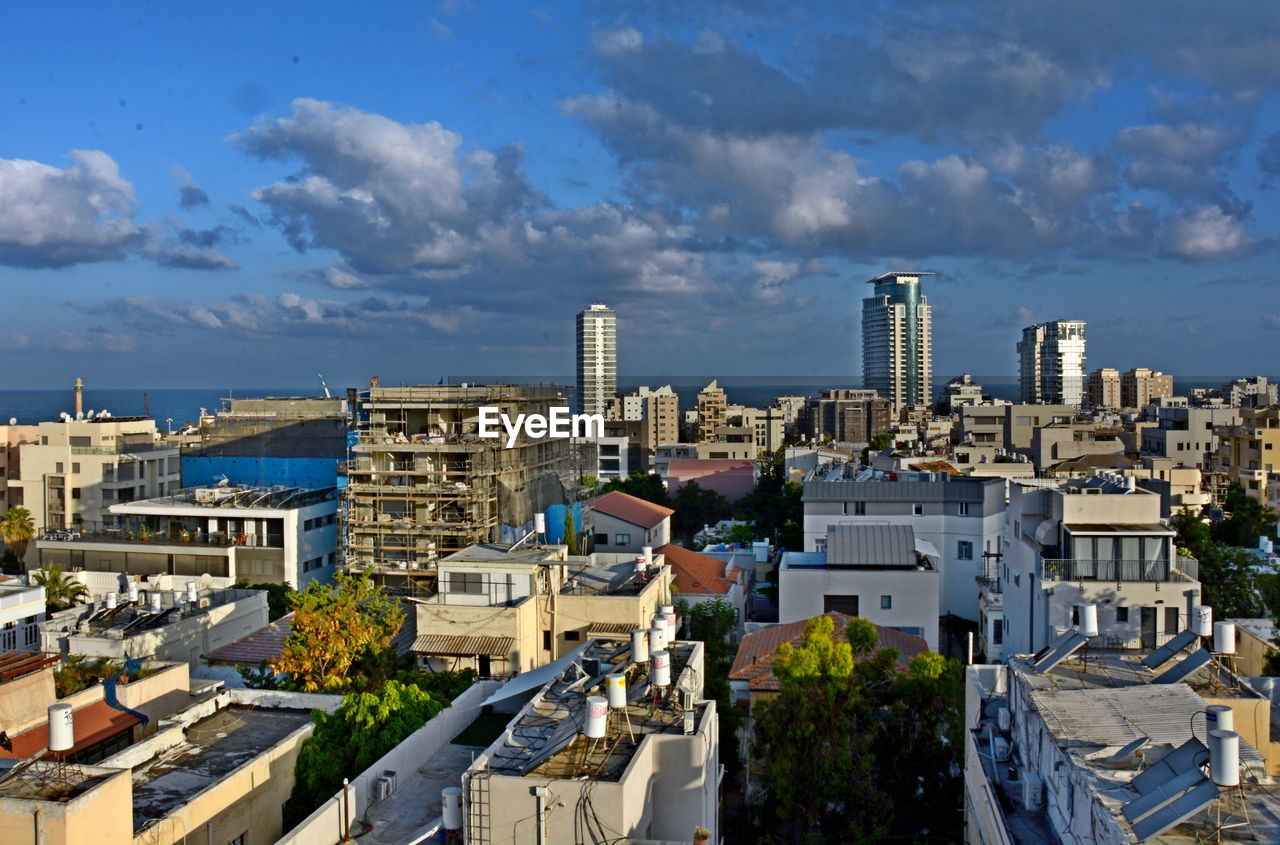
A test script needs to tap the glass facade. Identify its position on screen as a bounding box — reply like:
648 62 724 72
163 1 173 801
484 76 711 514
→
862 272 933 408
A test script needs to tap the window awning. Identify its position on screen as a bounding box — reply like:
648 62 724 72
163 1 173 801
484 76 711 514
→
585 622 635 638
410 635 515 657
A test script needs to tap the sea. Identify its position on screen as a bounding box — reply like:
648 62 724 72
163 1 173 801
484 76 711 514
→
0 376 1262 426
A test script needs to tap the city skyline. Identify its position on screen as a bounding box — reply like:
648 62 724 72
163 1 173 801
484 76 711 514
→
3 2 1280 389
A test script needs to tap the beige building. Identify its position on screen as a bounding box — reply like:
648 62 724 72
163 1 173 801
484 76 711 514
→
410 542 672 676
1215 406 1280 503
695 380 728 442
0 425 39 514
11 418 179 557
1122 367 1174 409
464 637 718 845
344 384 576 587
0 653 341 845
1086 367 1121 409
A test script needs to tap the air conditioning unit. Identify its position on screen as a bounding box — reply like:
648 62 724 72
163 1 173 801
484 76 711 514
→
372 776 392 801
381 770 398 792
1021 774 1043 811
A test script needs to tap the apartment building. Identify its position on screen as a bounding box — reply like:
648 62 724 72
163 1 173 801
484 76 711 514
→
1000 476 1200 658
36 484 339 591
1030 422 1124 468
1215 406 1280 503
1018 320 1086 405
863 271 934 410
11 418 180 556
0 424 38 513
1086 367 1121 409
463 637 718 845
801 389 893 447
344 384 575 583
965 641 1280 844
942 374 984 412
695 380 729 442
1223 375 1278 408
575 304 617 416
802 465 1006 622
1123 367 1174 409
1141 400 1241 471
0 656 341 845
780 524 941 649
0 581 44 651
410 542 671 675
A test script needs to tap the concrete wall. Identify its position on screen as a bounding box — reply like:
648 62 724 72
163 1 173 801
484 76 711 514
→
58 661 191 738
276 680 501 845
590 511 669 554
556 573 668 651
415 597 540 673
779 566 941 651
0 766 133 845
0 667 56 735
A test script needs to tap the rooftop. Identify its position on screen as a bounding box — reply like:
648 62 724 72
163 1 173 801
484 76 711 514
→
442 542 566 567
113 484 337 512
658 544 741 596
130 705 313 832
204 612 294 665
588 490 674 529
42 587 262 640
480 638 705 781
803 463 999 500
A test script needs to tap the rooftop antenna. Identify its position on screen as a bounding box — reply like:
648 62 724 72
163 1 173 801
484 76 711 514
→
143 392 150 419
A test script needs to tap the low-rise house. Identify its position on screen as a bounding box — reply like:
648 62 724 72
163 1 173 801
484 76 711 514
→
0 581 45 652
587 490 673 554
780 524 941 650
659 544 747 630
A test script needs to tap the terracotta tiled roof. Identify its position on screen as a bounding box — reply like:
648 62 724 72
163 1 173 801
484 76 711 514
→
729 612 929 692
205 613 294 665
0 699 142 759
589 490 674 529
659 544 738 596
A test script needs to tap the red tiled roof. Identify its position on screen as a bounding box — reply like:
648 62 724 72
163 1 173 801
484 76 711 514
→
0 651 61 684
659 544 739 596
0 699 141 759
205 613 294 665
729 612 929 692
589 490 674 529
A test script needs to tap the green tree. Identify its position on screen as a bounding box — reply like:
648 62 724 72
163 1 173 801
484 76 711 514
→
0 506 36 566
287 681 446 823
233 579 293 621
271 573 404 693
564 509 580 555
1172 511 1263 617
32 568 89 613
595 472 671 507
671 480 732 540
679 597 743 780
1213 483 1279 547
734 448 803 549
724 522 756 545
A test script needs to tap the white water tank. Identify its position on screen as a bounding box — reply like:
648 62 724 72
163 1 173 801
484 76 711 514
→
534 512 547 536
1192 605 1213 637
1209 729 1240 787
631 628 649 663
642 546 653 566
48 704 74 752
442 786 463 830
662 607 678 641
1077 604 1098 638
106 592 118 610
649 625 666 654
1206 704 1234 734
172 590 184 609
186 581 198 603
585 696 608 739
1214 621 1236 655
651 650 672 687
605 672 627 708
149 591 162 613
753 541 769 563
634 556 647 575
998 707 1011 732
127 581 139 602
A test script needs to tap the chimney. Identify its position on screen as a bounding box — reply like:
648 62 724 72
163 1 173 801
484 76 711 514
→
74 378 84 417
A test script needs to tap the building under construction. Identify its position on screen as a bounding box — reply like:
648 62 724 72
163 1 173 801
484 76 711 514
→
343 384 577 591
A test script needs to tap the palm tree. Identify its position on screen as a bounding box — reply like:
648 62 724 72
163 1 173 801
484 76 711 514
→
0 506 35 565
32 568 89 613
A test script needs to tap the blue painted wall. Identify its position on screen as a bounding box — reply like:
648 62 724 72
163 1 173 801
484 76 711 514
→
181 456 343 490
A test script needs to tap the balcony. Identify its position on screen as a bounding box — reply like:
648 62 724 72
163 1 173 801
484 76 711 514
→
40 526 283 548
1042 555 1198 583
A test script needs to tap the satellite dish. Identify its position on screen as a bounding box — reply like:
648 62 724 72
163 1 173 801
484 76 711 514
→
76 412 84 420
215 475 230 487
7 418 15 425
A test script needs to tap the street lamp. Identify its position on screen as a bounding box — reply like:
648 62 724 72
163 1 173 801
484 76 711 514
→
165 418 174 435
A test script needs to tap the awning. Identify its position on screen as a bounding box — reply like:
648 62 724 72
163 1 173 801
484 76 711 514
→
410 635 515 657
585 622 635 638
481 643 590 709
0 700 141 760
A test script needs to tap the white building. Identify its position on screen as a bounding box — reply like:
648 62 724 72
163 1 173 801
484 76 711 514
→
0 581 45 651
1018 320 1087 406
802 465 1006 622
780 524 941 650
862 271 934 410
35 484 339 593
576 303 617 417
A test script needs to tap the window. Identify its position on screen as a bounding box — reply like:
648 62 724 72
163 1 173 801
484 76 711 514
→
55 462 63 473
227 835 246 845
71 488 81 500
957 541 973 560
564 630 581 641
1164 607 1179 635
958 502 970 516
823 595 859 615
542 630 552 650
71 462 80 474
448 573 485 594
615 533 631 546
593 533 608 546
880 595 892 609
1116 606 1129 622
854 501 866 515
326 513 336 524
992 619 1004 645
912 503 923 515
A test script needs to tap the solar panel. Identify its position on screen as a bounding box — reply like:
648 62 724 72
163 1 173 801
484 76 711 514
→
1141 629 1199 669
1130 778 1219 841
1123 767 1205 823
1030 630 1088 674
1152 648 1212 685
1108 736 1150 762
1132 738 1208 795
1030 629 1077 665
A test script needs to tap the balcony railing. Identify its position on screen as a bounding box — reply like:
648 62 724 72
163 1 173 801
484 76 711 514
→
69 442 175 456
1043 556 1199 583
40 527 283 548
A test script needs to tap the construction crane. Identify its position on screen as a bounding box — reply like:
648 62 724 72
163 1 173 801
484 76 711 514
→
318 373 332 399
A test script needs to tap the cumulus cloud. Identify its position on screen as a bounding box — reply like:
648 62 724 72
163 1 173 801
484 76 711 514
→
170 164 210 208
1161 205 1251 261
1113 122 1243 200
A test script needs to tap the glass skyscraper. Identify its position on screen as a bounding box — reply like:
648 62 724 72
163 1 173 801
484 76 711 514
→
862 272 934 409
1018 320 1087 405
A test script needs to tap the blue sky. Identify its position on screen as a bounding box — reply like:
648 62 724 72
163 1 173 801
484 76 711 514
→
2 0 1278 388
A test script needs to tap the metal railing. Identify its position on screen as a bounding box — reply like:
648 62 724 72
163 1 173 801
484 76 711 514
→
1042 556 1199 583
69 442 175 456
40 527 283 548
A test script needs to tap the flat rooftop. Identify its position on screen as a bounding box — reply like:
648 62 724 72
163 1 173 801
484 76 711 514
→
484 639 704 781
43 587 261 639
1008 651 1265 701
115 484 336 512
131 705 312 832
443 542 566 566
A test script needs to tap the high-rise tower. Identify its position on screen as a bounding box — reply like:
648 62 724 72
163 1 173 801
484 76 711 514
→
1018 320 1086 405
862 271 934 410
576 304 617 416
